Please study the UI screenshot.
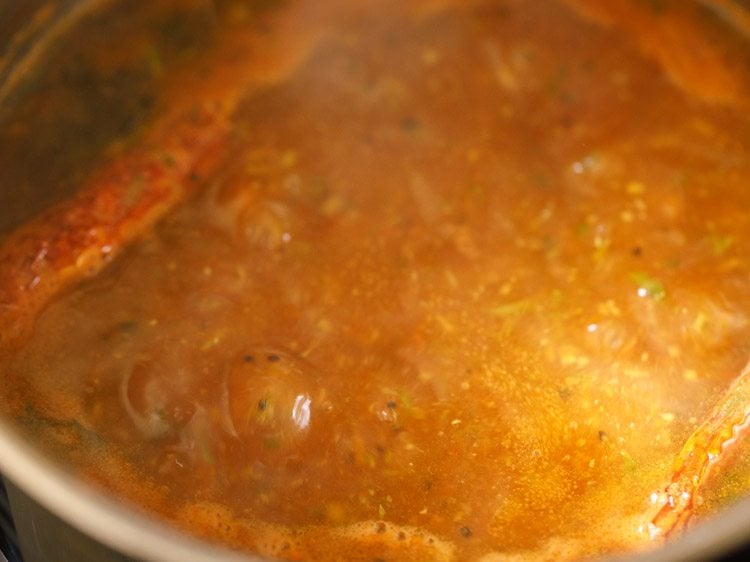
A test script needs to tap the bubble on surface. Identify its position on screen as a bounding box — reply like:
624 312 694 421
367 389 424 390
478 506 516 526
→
224 348 318 450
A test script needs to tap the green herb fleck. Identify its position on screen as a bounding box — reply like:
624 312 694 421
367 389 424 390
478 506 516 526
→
531 172 552 189
620 450 637 473
491 300 531 317
264 436 281 450
117 320 139 333
400 116 422 132
574 222 590 237
710 233 734 256
199 441 214 464
144 45 163 76
630 271 666 302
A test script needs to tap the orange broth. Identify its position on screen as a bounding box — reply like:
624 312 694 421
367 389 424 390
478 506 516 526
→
2 0 750 560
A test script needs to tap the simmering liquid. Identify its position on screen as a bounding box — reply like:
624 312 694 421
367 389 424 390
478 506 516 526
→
2 1 750 560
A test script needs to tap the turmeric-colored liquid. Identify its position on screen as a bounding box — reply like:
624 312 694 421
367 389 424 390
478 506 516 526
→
2 1 750 560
